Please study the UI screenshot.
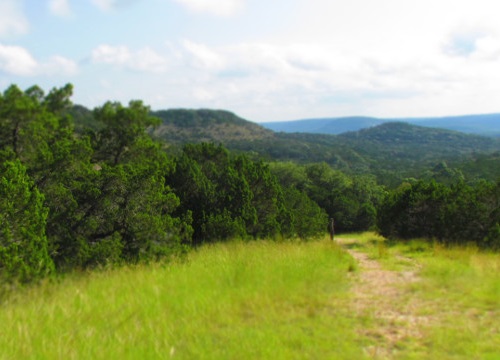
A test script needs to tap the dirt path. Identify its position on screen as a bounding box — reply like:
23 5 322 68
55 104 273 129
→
338 238 430 359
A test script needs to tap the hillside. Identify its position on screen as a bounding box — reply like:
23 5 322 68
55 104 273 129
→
333 122 500 181
151 109 274 143
261 113 500 136
69 105 500 185
230 122 500 185
338 122 499 159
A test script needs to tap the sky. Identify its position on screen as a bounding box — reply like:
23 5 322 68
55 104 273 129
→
1 0 500 122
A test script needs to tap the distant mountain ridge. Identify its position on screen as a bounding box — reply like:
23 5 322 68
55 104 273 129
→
261 113 500 136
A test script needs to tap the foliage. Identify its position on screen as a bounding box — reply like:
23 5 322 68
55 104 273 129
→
453 151 500 183
169 143 298 243
270 161 383 233
2 82 500 285
77 104 500 186
281 186 328 238
377 179 500 248
0 157 54 282
0 85 190 276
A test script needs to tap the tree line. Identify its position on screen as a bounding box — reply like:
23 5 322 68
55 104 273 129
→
1 84 500 284
378 179 500 248
0 84 372 283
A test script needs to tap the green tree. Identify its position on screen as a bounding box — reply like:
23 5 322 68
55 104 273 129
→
304 162 381 232
376 179 497 246
169 143 289 243
92 100 160 165
282 187 328 239
0 84 73 165
0 157 54 282
0 84 89 270
169 144 252 243
233 155 286 238
377 180 450 240
55 100 191 267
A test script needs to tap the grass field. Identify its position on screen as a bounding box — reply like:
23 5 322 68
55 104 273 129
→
0 239 363 359
1 235 499 359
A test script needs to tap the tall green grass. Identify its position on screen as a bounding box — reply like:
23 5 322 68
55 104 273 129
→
416 244 500 359
6 234 498 359
342 232 500 359
0 239 363 360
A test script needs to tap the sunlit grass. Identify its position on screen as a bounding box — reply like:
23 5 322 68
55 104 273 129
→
341 232 500 358
0 238 363 360
3 234 499 359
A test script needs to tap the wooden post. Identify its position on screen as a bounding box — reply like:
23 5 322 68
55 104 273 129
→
329 218 335 241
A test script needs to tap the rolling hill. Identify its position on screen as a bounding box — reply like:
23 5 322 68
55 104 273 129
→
69 106 500 185
261 113 500 136
262 117 384 135
165 111 500 184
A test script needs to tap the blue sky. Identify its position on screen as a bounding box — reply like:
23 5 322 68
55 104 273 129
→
1 0 500 122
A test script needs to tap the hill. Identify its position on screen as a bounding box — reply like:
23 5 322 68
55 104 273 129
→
261 113 500 136
338 122 498 158
69 106 500 185
151 109 274 143
230 122 500 185
410 114 500 136
262 116 384 134
261 116 384 135
334 122 500 180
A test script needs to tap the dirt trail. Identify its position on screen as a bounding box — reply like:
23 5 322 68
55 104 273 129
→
337 238 430 359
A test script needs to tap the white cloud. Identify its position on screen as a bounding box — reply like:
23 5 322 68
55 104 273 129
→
0 0 29 38
178 40 364 90
42 55 79 75
168 35 500 120
91 44 168 72
77 32 500 121
472 35 500 61
181 40 225 70
0 44 37 76
133 48 169 72
92 44 130 65
49 0 72 17
173 0 243 16
20 0 500 121
0 44 78 76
